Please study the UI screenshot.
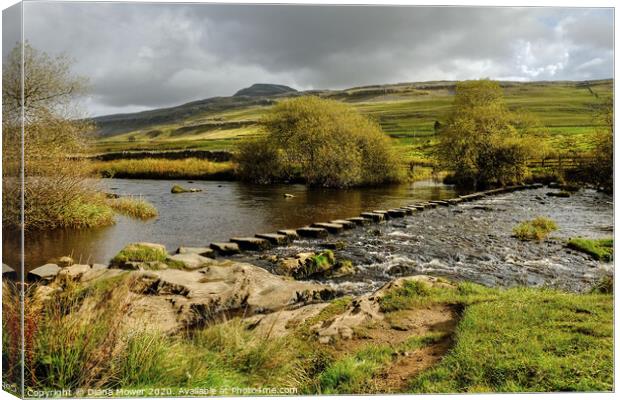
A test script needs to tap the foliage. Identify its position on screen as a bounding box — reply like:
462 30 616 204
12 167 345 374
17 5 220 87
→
567 238 613 262
436 80 536 188
513 217 558 241
237 96 402 187
590 97 613 192
107 196 158 220
2 42 111 231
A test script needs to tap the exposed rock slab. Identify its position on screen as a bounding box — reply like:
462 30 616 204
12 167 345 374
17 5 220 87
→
297 227 329 238
176 247 215 258
28 264 61 281
255 233 289 245
210 242 241 255
230 237 271 251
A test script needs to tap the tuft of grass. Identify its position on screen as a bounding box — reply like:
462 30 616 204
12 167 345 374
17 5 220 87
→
111 243 168 265
513 216 558 241
379 280 432 312
89 158 235 180
567 238 613 262
55 195 115 230
107 196 158 219
318 344 394 394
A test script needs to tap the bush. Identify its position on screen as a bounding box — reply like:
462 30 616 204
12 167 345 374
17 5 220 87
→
513 217 558 241
236 96 402 187
437 80 536 188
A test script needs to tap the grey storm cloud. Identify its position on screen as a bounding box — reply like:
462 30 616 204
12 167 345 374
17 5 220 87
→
4 3 614 116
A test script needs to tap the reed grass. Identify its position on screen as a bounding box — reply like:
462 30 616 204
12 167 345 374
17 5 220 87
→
89 158 235 180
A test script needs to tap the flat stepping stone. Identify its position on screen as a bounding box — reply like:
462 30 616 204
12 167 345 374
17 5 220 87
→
398 207 413 215
230 237 271 251
277 229 300 240
372 210 391 219
28 263 61 281
360 212 384 222
387 209 406 218
346 217 371 225
256 233 289 245
176 246 215 258
312 222 344 233
209 242 240 255
407 205 425 211
447 198 463 205
421 202 438 208
297 227 329 238
330 220 356 229
430 200 449 206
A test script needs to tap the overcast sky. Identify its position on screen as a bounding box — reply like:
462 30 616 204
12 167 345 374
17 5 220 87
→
2 3 614 117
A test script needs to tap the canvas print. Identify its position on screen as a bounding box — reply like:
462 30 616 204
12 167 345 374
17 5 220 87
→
1 1 614 398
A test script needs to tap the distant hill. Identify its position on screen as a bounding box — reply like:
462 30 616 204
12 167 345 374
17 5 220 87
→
234 83 297 97
91 79 613 159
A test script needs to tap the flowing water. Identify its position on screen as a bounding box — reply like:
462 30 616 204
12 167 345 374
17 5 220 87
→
3 178 458 271
235 187 614 293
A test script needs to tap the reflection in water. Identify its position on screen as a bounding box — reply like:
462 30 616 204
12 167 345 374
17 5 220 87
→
3 178 458 271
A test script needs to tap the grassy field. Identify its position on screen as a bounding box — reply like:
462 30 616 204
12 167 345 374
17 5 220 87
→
93 80 612 163
5 275 612 395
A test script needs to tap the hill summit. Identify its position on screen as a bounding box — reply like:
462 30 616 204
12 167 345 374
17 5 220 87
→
234 83 297 97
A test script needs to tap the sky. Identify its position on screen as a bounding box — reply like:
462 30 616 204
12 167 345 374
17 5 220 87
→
2 3 614 117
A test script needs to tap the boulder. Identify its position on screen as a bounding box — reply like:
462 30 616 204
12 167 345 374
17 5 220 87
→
230 237 271 251
255 233 289 246
58 264 91 280
372 210 391 219
209 242 240 255
28 264 61 281
167 253 213 270
176 247 215 258
110 242 168 269
296 227 329 238
171 185 202 194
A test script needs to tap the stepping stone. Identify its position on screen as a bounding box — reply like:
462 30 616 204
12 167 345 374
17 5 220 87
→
209 242 240 255
28 263 61 281
423 202 438 208
168 253 213 270
297 227 329 238
312 222 344 234
256 233 289 245
387 209 406 218
346 217 371 225
360 212 384 222
430 200 449 206
372 210 391 219
176 246 215 258
230 237 271 251
277 229 300 241
407 205 425 211
398 208 413 215
330 220 356 229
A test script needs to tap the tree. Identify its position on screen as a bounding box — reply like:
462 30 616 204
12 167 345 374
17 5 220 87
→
436 80 534 188
591 97 613 192
236 96 402 187
2 42 110 231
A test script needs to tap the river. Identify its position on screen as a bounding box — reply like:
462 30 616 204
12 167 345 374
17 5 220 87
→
3 178 460 271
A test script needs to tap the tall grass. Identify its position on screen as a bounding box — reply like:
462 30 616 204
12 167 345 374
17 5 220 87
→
107 196 158 219
89 158 235 180
513 216 558 241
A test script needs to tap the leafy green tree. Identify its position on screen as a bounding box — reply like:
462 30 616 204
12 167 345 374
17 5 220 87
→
437 80 534 188
591 97 613 192
237 96 401 187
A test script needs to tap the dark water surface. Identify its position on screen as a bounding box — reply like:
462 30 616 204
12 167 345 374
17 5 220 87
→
3 179 458 271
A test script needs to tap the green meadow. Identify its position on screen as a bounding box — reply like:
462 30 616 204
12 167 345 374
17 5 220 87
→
93 79 612 162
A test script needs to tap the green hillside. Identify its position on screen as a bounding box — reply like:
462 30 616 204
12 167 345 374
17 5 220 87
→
93 79 613 162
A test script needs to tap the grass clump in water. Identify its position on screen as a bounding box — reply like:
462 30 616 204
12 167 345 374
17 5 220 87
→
567 238 613 261
107 196 158 219
110 243 168 265
513 216 558 241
